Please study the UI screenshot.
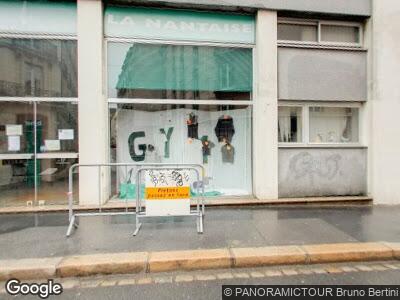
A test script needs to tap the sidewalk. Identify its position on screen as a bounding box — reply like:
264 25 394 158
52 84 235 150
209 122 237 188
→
0 205 399 280
1 205 399 260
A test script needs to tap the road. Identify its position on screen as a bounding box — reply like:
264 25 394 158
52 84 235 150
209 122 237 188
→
2 261 400 299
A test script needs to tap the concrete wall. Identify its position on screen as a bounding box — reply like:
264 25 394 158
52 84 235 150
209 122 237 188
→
279 148 367 197
77 0 109 205
370 0 400 204
253 10 278 199
278 48 367 101
118 0 371 16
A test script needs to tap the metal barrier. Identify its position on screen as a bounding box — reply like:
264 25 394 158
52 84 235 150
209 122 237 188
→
66 163 205 237
133 166 204 236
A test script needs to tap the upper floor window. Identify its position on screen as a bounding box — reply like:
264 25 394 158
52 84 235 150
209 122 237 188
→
278 19 362 47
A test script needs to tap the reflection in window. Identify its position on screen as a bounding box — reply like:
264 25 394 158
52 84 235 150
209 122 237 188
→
309 107 359 143
278 106 302 142
278 23 318 42
108 43 253 100
321 25 360 44
0 39 77 97
0 102 34 154
109 104 252 197
37 102 78 153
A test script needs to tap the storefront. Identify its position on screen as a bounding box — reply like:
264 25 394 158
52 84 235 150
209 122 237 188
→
105 6 255 198
0 0 78 206
1 0 383 207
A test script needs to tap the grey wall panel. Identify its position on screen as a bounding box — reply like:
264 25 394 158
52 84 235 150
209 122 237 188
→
278 148 367 197
278 48 367 101
116 0 371 16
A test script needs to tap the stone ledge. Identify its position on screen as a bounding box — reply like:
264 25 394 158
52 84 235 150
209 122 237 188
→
231 246 307 268
148 249 231 273
0 242 396 281
0 257 62 281
56 252 148 278
301 242 393 264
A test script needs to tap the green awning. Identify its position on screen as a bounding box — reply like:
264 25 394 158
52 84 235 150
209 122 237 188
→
116 44 252 92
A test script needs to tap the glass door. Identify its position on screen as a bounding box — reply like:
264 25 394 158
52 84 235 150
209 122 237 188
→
0 101 78 207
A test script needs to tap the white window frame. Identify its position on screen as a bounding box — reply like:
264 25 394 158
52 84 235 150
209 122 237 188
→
278 18 363 48
278 101 364 148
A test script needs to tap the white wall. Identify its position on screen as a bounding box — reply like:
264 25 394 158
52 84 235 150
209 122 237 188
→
77 0 108 205
371 0 400 204
253 10 278 199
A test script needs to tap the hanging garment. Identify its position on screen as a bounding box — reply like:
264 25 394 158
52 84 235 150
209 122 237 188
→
214 115 235 143
221 143 235 164
187 113 199 139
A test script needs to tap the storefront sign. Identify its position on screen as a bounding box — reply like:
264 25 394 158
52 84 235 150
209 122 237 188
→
0 0 76 35
105 7 255 44
145 169 191 216
146 187 190 200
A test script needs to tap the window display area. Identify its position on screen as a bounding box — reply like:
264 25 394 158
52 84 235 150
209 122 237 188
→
278 105 360 145
110 104 252 197
309 107 359 143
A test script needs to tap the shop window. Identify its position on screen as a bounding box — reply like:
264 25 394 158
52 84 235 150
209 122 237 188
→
278 23 318 42
36 102 78 153
309 107 359 143
109 104 252 197
37 158 79 205
278 106 302 142
320 24 360 44
0 102 34 154
278 19 362 47
0 39 77 97
108 43 253 100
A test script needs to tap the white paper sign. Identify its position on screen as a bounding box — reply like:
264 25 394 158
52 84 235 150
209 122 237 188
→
6 124 22 136
45 140 60 151
8 136 20 151
58 129 74 140
145 169 191 216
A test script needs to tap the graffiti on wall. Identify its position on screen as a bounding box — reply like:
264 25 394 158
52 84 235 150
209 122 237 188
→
288 151 342 184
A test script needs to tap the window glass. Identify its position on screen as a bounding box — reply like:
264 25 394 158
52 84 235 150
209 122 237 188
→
0 102 34 154
109 104 252 197
320 25 360 44
0 157 35 207
37 102 78 153
108 43 253 100
0 39 77 97
37 158 78 205
278 106 302 142
309 107 359 143
278 23 318 42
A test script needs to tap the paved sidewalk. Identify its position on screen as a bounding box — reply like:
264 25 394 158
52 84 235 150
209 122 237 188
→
0 205 399 260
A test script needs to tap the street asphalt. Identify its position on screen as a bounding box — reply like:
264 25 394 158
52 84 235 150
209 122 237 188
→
0 205 400 259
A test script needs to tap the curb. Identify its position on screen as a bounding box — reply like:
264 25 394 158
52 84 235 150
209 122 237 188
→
0 242 399 281
0 196 372 215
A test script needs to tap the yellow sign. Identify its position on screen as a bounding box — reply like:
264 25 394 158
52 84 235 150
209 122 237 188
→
145 187 190 200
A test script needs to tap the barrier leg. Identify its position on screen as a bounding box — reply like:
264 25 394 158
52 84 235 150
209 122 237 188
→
198 213 203 234
66 214 76 237
133 215 142 236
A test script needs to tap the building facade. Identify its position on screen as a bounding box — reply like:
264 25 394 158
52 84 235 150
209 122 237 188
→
0 0 398 207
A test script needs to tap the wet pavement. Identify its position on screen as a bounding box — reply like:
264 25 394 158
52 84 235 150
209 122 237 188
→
0 205 399 259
